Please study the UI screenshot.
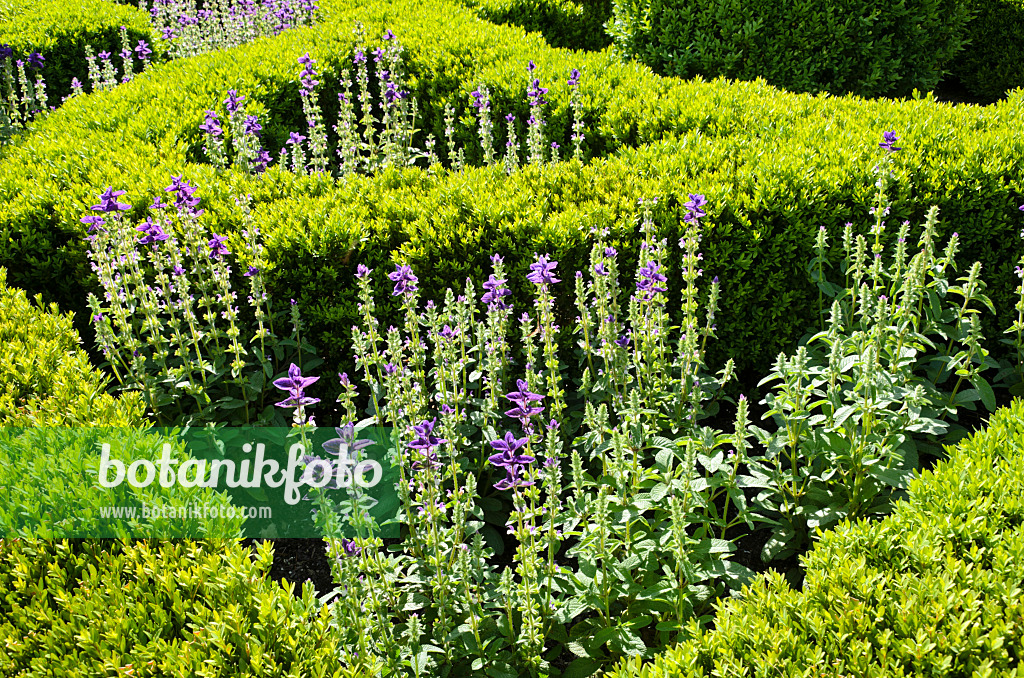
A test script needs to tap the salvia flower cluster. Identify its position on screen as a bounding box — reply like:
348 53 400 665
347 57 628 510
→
197 26 588 182
141 0 319 59
83 180 318 426
0 45 47 145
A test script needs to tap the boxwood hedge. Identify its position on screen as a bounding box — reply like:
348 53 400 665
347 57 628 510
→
954 0 1024 101
0 0 1021 405
606 0 974 100
606 396 1024 677
0 267 243 539
0 539 349 677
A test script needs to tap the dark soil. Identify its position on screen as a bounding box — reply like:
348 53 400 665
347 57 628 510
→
243 537 336 596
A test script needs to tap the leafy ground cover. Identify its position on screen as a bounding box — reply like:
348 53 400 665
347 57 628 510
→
0 0 1023 676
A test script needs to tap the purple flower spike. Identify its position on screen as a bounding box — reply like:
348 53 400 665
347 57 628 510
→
244 266 259 277
273 363 321 410
224 89 245 114
408 418 447 451
26 52 44 70
488 431 533 468
91 187 131 213
568 68 580 87
879 130 902 153
388 263 418 297
636 261 668 300
136 217 169 246
526 254 560 286
207 233 230 260
482 274 511 310
356 264 372 279
494 464 535 491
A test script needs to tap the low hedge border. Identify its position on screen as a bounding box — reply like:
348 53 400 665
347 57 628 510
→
0 539 348 677
605 397 1024 677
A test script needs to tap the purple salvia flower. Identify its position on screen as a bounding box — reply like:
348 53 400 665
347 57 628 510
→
526 254 560 286
879 130 902 153
273 363 321 409
207 233 230 260
91 187 131 213
224 90 245 114
388 264 418 297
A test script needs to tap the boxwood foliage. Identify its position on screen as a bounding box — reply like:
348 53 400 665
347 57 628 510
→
953 0 1024 101
0 0 1022 406
457 0 614 51
0 539 349 677
605 396 1024 677
607 0 974 100
0 0 159 106
0 267 143 427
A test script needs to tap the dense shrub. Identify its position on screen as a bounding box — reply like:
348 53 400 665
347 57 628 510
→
953 0 1024 101
605 396 1024 677
607 0 974 99
0 539 349 677
0 0 158 105
0 0 1021 406
0 267 143 426
458 0 614 51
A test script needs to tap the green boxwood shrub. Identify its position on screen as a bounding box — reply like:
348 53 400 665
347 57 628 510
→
0 266 143 426
953 0 1024 101
607 0 974 99
0 539 349 677
605 397 1024 677
0 0 1021 405
458 0 614 51
0 0 159 106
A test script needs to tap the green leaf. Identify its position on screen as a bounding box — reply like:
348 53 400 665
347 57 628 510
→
562 658 601 678
971 376 996 411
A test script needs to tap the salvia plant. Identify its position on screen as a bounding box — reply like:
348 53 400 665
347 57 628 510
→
83 180 319 427
301 192 752 678
0 45 47 145
141 0 319 59
202 27 590 182
200 89 272 174
77 30 153 96
745 131 1010 562
269 131 1024 678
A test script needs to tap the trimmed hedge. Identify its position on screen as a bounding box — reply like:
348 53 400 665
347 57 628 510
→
954 0 1024 101
606 396 1024 677
0 267 143 427
607 0 974 99
458 0 614 51
0 0 158 106
0 539 348 677
0 0 1022 404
